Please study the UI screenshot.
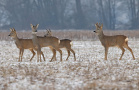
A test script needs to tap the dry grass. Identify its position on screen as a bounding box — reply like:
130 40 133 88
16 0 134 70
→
0 40 139 90
0 30 139 89
1 30 139 41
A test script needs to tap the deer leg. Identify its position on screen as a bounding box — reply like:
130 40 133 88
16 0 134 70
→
59 49 62 61
119 46 125 60
40 51 45 61
54 50 57 61
69 48 76 61
50 48 56 62
37 52 39 62
104 47 108 60
55 48 62 61
66 49 70 61
37 48 41 62
34 47 43 62
37 46 42 62
40 54 41 62
20 49 24 62
50 47 56 62
39 51 42 62
19 49 22 62
124 45 135 60
29 49 36 61
37 51 41 62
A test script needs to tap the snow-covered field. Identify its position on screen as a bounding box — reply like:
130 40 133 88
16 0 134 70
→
0 40 139 90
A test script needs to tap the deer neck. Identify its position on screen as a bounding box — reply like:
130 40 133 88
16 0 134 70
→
98 31 105 42
12 35 19 42
32 32 38 46
32 32 37 39
12 35 20 47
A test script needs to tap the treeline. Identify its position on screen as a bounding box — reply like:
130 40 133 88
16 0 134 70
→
0 0 139 30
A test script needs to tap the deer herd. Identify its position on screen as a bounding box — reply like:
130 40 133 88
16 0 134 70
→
8 23 135 62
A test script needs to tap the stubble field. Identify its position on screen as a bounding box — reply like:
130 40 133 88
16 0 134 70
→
0 30 139 90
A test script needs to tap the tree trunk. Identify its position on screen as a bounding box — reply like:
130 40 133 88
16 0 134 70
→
75 0 86 29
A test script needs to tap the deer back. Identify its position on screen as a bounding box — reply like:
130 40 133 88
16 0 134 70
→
19 39 34 49
59 39 72 48
101 35 127 47
38 36 60 47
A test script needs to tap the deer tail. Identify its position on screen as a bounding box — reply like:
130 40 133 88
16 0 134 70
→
70 41 73 46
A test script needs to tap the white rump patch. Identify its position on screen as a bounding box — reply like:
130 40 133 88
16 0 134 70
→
70 41 73 46
58 40 60 44
125 38 128 42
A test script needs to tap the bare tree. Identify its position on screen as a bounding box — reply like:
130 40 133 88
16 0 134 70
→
127 0 139 29
97 0 116 30
0 0 137 30
75 0 87 29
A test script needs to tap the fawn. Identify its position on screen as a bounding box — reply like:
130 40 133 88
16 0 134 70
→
8 28 45 62
94 23 135 60
44 29 76 61
31 24 63 62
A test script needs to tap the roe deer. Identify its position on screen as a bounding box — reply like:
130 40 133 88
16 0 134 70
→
8 28 45 62
44 29 76 61
30 24 63 62
94 23 135 60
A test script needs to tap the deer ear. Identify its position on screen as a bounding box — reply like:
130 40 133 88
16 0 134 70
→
99 24 103 30
101 24 103 28
10 28 12 31
36 24 39 28
30 24 33 28
13 28 16 32
49 29 51 32
95 22 98 27
46 29 49 33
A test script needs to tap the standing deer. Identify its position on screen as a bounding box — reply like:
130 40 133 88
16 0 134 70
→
30 24 63 62
94 23 135 60
44 29 76 61
8 28 45 62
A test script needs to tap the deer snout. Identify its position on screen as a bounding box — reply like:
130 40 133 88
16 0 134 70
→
33 30 37 32
94 31 96 33
8 34 10 36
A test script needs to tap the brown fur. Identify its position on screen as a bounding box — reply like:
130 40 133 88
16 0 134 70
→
31 24 62 62
44 29 76 61
94 23 135 60
8 28 45 62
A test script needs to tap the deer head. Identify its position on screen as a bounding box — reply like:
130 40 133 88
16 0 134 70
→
9 28 17 38
30 24 39 33
94 23 103 35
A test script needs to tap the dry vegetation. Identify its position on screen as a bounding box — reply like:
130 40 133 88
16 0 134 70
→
0 30 139 90
1 30 139 41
